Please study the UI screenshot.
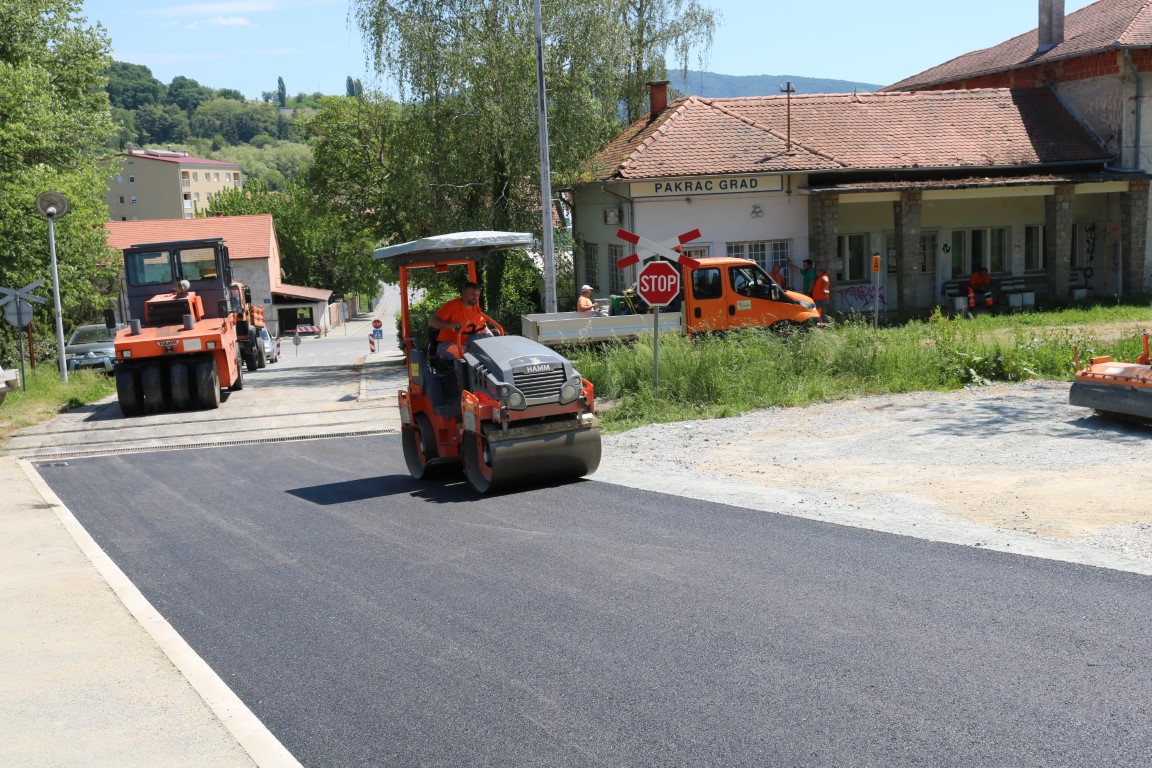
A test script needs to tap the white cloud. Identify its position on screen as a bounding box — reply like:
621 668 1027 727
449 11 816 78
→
153 2 278 17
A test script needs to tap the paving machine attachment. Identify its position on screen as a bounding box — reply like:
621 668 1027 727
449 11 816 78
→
375 231 601 493
1069 331 1152 421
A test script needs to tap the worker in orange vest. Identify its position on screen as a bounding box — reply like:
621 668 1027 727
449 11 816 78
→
812 267 832 327
968 266 993 309
768 263 787 289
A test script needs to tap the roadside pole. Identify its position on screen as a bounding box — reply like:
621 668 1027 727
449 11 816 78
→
872 253 881 329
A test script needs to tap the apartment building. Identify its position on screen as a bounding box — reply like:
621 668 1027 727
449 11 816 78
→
105 147 243 222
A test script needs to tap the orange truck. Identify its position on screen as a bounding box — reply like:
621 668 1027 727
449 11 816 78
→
523 256 820 346
113 238 265 416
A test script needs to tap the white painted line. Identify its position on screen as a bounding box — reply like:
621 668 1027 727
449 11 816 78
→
19 460 304 768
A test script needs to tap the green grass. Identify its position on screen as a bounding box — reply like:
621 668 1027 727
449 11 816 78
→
0 366 116 445
570 303 1152 433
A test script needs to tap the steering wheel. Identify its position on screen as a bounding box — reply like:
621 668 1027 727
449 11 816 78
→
452 313 506 355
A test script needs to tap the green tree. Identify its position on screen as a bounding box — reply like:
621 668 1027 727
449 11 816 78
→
0 0 119 362
217 88 245 102
276 76 287 108
134 103 191 145
348 0 716 310
205 180 382 298
105 61 165 110
166 75 212 114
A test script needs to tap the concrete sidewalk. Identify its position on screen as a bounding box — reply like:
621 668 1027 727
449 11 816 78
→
0 458 303 767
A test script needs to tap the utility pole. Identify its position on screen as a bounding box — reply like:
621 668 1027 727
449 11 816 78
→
780 81 795 154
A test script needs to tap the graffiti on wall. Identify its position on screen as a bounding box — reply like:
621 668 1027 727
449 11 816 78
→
836 283 887 312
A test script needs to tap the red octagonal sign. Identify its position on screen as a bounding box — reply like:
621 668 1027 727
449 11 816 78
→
636 259 681 307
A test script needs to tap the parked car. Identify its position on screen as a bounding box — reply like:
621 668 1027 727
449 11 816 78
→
258 327 278 364
65 323 120 373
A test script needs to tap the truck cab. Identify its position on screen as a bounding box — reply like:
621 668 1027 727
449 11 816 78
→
683 257 819 333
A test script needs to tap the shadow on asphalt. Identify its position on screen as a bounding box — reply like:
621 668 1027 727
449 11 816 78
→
286 473 597 505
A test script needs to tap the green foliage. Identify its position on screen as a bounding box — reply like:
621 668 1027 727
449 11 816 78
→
0 365 116 442
0 0 120 367
105 61 165 109
566 304 1152 433
205 179 383 298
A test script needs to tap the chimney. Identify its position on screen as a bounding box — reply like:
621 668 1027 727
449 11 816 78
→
648 80 670 120
1038 0 1065 52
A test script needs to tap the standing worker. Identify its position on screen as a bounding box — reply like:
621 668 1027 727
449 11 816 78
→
768 263 787 289
789 258 818 297
968 266 993 310
577 284 596 313
812 266 832 328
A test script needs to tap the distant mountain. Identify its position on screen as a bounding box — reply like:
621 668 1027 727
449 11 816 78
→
668 70 882 98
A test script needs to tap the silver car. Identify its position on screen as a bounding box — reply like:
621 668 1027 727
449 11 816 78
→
65 324 120 373
258 327 278 364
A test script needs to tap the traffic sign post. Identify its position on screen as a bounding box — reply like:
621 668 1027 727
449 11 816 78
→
872 252 881 329
636 259 683 392
1 281 46 393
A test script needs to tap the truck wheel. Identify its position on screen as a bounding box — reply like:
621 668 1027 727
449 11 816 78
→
116 366 143 417
169 362 192 410
141 363 165 415
232 354 245 390
194 358 220 410
257 345 267 369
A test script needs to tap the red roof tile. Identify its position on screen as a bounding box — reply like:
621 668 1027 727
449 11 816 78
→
586 89 1109 181
104 215 277 261
121 148 240 167
886 0 1152 90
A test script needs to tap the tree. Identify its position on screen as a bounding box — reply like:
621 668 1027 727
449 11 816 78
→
105 61 165 110
276 76 287 108
205 180 382 298
348 0 716 309
166 75 212 114
0 0 119 362
217 88 245 102
134 103 190 145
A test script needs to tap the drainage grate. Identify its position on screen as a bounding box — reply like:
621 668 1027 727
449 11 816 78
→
23 428 398 463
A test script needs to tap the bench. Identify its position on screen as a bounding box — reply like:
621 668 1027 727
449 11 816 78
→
941 270 1092 311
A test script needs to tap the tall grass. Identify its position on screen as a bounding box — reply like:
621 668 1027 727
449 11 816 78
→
0 366 115 444
570 305 1152 432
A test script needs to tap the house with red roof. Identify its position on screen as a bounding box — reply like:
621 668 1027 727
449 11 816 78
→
104 215 333 336
105 148 243 221
572 2 1150 314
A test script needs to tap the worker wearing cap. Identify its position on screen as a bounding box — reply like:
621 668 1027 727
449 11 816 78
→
577 284 595 313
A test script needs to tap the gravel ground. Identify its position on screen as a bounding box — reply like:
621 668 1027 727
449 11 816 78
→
594 380 1152 576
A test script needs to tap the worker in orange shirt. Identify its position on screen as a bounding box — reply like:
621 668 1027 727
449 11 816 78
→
812 266 832 328
768 263 787 289
968 266 993 309
429 282 491 358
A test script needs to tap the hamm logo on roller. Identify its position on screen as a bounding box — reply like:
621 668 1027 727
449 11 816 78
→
156 340 179 347
524 364 552 373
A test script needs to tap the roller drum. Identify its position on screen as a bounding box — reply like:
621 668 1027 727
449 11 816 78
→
463 427 601 493
1069 381 1152 421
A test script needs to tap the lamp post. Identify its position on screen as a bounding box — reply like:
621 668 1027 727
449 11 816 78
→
36 191 70 383
533 0 557 313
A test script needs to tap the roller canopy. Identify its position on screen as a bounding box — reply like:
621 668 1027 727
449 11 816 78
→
373 231 533 267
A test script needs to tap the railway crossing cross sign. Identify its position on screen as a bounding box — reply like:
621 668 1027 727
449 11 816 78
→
636 260 681 308
0 280 46 328
615 228 702 270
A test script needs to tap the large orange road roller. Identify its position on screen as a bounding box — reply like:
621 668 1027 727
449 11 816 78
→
375 232 601 493
1069 331 1152 421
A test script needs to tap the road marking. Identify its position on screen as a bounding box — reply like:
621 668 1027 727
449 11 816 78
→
19 460 305 768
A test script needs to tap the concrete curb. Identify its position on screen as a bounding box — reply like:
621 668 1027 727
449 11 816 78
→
18 460 304 768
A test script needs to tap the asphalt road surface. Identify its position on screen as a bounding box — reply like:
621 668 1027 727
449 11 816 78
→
36 436 1152 768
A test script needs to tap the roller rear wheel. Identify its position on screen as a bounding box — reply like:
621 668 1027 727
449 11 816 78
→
115 366 143 417
402 413 448 479
141 363 164 415
194 358 220 410
169 362 192 410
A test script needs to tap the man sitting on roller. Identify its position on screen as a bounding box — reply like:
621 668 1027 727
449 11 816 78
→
429 281 491 359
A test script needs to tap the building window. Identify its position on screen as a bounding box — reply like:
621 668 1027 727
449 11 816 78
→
950 227 1007 275
1070 223 1098 268
193 192 200 201
681 244 709 261
837 233 870 282
213 173 220 182
1024 225 1044 271
608 243 626 293
128 175 135 183
129 196 137 205
726 240 768 269
118 196 124 204
582 241 599 289
183 213 194 219
115 175 123 185
192 172 198 181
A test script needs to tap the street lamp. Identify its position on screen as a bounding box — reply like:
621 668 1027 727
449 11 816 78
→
36 191 70 383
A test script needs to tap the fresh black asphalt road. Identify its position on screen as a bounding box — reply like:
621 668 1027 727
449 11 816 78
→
38 436 1152 767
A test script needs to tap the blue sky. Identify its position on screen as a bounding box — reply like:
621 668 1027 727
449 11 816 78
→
81 0 1098 100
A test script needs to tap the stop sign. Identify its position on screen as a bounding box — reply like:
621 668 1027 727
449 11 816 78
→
372 318 383 329
636 260 681 307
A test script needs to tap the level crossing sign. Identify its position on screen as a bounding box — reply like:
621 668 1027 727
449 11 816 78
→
615 228 702 269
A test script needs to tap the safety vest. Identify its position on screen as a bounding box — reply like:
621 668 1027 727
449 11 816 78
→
812 272 830 300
